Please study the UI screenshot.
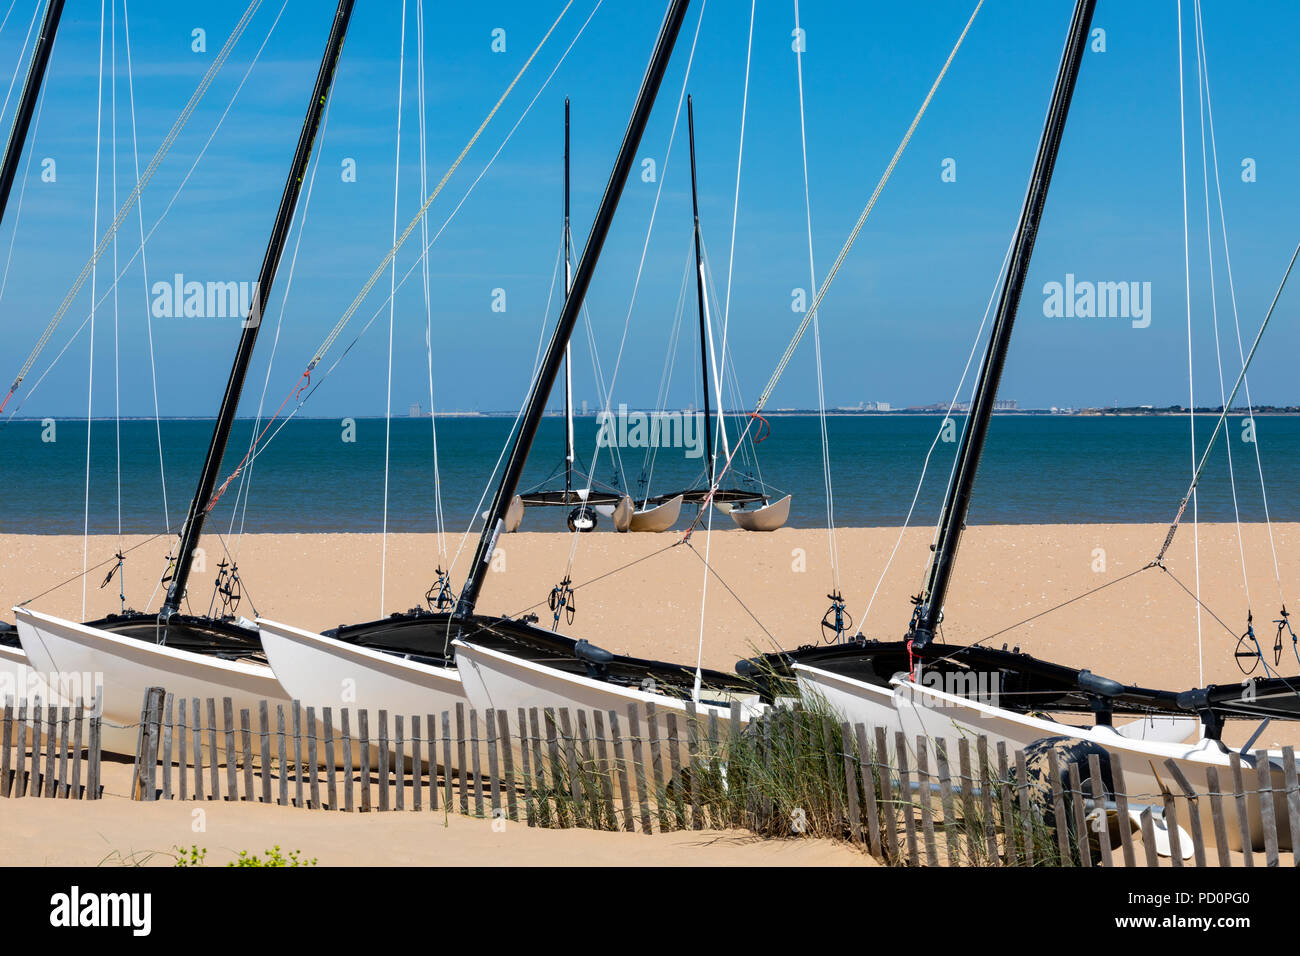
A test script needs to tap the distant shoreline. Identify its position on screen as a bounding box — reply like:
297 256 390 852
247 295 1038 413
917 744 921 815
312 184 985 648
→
9 408 1294 422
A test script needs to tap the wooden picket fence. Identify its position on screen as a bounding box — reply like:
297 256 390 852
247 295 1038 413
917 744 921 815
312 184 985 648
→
1 696 103 799
128 686 1300 867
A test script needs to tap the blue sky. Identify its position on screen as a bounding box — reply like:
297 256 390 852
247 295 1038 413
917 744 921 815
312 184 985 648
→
1 0 1298 420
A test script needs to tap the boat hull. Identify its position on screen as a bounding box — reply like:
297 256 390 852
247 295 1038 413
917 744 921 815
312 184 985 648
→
728 494 791 531
629 493 682 532
14 606 287 756
888 676 1289 852
455 638 763 771
257 616 466 761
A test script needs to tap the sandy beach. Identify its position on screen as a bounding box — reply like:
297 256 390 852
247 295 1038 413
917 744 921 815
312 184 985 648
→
5 522 1296 692
5 522 1300 865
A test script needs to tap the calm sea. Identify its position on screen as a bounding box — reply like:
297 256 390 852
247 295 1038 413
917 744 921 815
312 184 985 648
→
0 414 1294 534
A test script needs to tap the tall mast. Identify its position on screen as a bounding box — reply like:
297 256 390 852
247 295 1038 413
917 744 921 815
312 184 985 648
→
909 0 1095 652
0 0 64 224
457 0 692 617
161 0 355 619
563 97 574 496
686 95 714 485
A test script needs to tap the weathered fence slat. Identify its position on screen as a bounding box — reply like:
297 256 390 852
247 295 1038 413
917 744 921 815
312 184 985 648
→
307 707 321 810
1110 751 1136 868
223 698 237 802
258 701 271 805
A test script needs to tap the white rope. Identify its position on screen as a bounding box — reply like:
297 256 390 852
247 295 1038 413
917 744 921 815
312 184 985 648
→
82 0 106 619
3 0 280 423
219 0 601 557
3 0 264 411
121 0 167 536
416 0 446 566
0 54 42 305
690 0 753 692
111 0 122 564
0 0 38 139
229 54 334 558
792 0 838 592
304 1 575 375
1192 0 1249 615
751 0 983 418
1196 0 1285 610
853 234 1013 633
715 0 753 429
0 0 21 41
562 0 708 582
639 237 695 504
1176 0 1204 685
380 0 407 617
692 0 983 517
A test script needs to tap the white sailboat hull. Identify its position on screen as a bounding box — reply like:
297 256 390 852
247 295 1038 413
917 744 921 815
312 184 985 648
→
14 606 288 757
629 494 683 532
888 677 1290 852
727 494 791 531
793 662 905 759
257 616 466 763
454 639 763 770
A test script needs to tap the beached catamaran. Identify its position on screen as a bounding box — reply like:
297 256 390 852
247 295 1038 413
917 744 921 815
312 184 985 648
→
514 98 633 534
0 0 66 684
741 0 1300 852
628 95 787 533
260 0 763 746
15 0 356 752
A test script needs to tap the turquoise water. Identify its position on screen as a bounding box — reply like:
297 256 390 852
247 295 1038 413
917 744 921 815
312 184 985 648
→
0 414 1293 533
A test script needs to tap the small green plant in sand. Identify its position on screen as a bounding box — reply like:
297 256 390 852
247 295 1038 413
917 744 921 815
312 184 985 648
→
170 844 317 867
228 845 317 867
173 845 207 868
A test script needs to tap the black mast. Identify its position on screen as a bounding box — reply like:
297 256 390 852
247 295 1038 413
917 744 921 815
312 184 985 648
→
909 0 1095 653
457 0 692 617
563 96 573 497
0 0 64 224
686 95 714 485
161 0 355 619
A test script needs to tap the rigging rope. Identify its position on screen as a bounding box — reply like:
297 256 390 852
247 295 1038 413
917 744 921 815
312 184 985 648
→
1196 0 1286 614
0 0 263 415
122 0 168 537
1193 0 1249 624
416 0 447 568
1153 238 1300 566
852 236 1011 634
793 0 839 598
682 0 983 535
205 0 588 513
0 0 38 137
82 0 106 620
380 0 408 617
111 0 123 602
559 0 708 584
3 0 289 426
751 0 983 420
301 1 575 378
1176 0 1205 687
227 0 329 559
